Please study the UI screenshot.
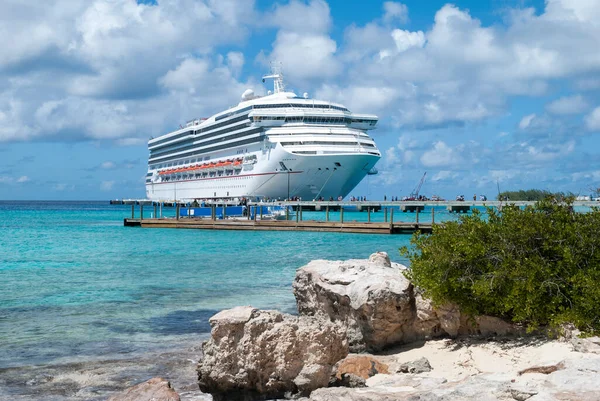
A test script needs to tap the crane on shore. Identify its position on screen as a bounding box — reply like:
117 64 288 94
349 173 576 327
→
408 172 427 200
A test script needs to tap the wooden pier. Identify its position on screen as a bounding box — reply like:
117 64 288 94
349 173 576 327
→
117 199 599 234
123 217 433 234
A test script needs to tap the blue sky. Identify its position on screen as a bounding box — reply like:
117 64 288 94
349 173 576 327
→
1 0 599 200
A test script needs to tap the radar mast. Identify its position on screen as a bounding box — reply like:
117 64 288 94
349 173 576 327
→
262 62 285 94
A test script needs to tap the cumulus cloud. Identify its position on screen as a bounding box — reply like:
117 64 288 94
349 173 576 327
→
323 1 600 131
383 2 408 24
0 0 257 143
390 29 425 53
431 170 458 182
262 0 341 84
420 141 463 168
16 175 30 183
546 95 589 115
585 107 600 131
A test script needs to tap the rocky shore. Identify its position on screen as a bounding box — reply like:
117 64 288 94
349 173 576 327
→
106 253 600 400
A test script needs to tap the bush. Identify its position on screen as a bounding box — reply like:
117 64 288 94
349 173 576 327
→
497 189 573 201
401 197 600 333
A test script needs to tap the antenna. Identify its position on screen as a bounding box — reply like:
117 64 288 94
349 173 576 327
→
262 62 285 94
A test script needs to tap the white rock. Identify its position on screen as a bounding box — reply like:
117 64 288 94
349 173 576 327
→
197 306 348 400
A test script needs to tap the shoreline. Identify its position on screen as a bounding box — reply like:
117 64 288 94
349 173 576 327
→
0 340 209 401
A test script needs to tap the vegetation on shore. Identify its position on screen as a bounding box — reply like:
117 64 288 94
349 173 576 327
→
401 197 600 334
497 189 575 201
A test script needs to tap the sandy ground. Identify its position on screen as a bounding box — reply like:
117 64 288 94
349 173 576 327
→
369 336 583 385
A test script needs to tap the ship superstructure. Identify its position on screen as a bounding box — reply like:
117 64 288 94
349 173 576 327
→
145 68 380 201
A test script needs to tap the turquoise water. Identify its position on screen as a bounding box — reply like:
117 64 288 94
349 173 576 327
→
0 201 445 371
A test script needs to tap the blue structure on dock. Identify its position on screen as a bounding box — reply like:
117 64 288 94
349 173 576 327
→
179 205 289 220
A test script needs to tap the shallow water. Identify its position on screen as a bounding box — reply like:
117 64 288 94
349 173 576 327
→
1 201 442 399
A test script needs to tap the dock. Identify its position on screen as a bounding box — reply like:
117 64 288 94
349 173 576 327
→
123 217 433 234
117 199 599 235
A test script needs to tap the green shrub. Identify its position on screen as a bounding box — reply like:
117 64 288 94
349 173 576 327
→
401 197 600 333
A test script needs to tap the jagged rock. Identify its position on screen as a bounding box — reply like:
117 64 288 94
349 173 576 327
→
293 252 521 352
572 336 600 354
413 293 461 338
338 374 366 388
333 355 389 380
509 387 538 401
197 306 348 400
107 377 180 401
293 252 415 352
398 357 432 374
368 251 391 267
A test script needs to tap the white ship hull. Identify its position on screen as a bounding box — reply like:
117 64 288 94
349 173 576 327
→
146 143 379 201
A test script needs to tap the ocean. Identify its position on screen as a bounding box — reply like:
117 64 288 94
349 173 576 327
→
0 201 457 400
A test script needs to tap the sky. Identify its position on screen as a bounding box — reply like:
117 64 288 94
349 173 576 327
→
1 0 600 200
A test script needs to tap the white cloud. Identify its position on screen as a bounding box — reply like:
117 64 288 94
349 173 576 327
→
519 114 536 130
101 161 116 169
390 29 425 53
115 137 145 146
571 170 600 182
383 2 408 24
585 106 600 131
269 0 331 34
327 1 600 131
100 180 115 191
262 0 342 84
546 95 588 115
420 141 462 167
431 170 457 182
226 51 245 77
316 84 402 115
16 175 30 183
0 0 257 143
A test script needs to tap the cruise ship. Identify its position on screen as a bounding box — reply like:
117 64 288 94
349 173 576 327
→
145 69 381 201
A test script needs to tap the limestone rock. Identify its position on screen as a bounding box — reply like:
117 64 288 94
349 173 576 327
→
368 251 391 267
293 252 415 352
571 336 600 354
398 357 432 374
293 252 521 352
333 355 389 380
197 306 348 400
107 377 180 401
338 373 366 388
413 293 461 338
